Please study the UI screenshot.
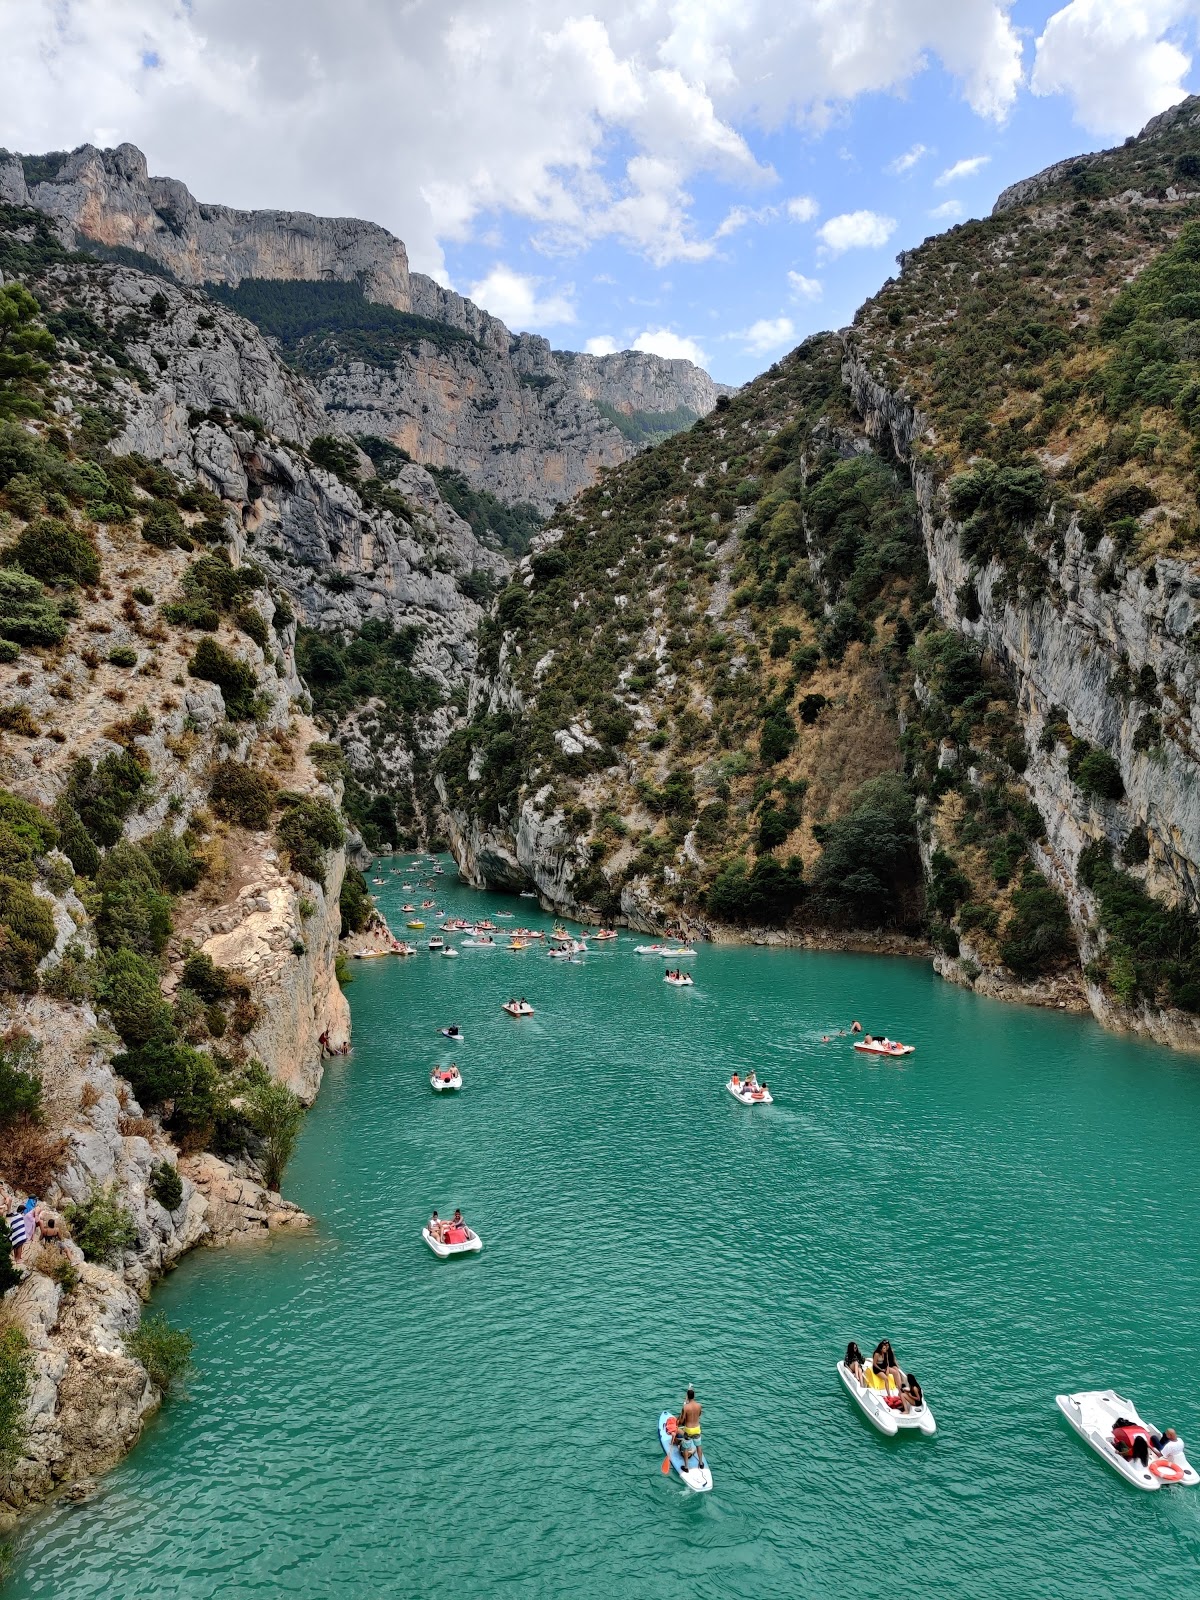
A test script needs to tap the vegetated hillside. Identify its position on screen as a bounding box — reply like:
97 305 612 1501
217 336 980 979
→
0 206 370 1515
2 144 725 516
443 99 1200 1047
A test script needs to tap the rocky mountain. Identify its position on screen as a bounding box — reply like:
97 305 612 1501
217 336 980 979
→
438 96 1200 1052
2 143 726 513
0 188 519 1516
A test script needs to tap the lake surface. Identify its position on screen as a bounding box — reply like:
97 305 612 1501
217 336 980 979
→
8 856 1200 1597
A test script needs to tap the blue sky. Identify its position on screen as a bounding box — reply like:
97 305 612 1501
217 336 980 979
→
4 2 1200 384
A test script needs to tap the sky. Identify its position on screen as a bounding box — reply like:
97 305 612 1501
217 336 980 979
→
2 1 1200 384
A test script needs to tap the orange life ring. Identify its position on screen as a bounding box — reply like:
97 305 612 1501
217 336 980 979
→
1150 1458 1185 1482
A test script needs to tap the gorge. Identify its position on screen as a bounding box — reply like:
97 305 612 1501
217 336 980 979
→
4 87 1200 1542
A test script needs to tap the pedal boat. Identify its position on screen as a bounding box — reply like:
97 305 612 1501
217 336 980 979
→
853 1039 914 1057
1055 1391 1197 1490
726 1077 772 1104
430 1067 463 1092
838 1361 936 1436
657 1412 712 1492
422 1224 481 1257
502 1000 535 1017
441 946 459 958
665 972 694 987
428 936 445 950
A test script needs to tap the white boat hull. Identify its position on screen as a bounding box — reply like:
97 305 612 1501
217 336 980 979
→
430 1071 462 1092
726 1080 773 1105
665 975 693 987
837 1362 936 1436
421 1226 481 1257
853 1042 914 1056
502 1003 534 1017
1055 1391 1197 1490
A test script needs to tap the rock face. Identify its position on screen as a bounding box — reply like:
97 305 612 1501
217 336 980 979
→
3 143 412 307
10 142 727 512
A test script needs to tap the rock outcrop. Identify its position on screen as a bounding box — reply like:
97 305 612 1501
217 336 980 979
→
8 143 727 512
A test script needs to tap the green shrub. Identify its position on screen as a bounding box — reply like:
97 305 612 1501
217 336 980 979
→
64 1182 138 1264
246 1079 305 1192
0 1029 41 1127
112 1040 217 1132
0 875 57 989
275 795 344 885
65 751 149 846
148 1160 183 1213
188 638 259 720
124 1310 193 1394
1078 841 1200 1010
0 567 67 645
1074 747 1125 801
0 789 56 877
0 1324 32 1470
810 775 922 928
53 801 100 876
141 499 186 549
706 855 805 924
107 645 138 668
99 948 174 1047
180 951 248 1003
759 707 796 765
8 516 100 585
142 827 204 893
94 841 173 956
209 759 277 829
999 870 1075 977
339 867 372 936
236 605 269 649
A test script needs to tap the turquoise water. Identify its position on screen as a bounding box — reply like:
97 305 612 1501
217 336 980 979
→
8 856 1200 1597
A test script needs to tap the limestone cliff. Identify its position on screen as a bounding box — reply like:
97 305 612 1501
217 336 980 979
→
6 143 727 513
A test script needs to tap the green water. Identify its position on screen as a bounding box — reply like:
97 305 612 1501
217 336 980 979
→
8 857 1200 1597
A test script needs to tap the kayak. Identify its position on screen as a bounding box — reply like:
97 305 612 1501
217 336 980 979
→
1055 1390 1198 1490
853 1040 914 1057
664 974 693 987
430 1067 463 1092
726 1079 772 1105
502 1001 534 1017
837 1361 936 1436
657 1411 712 1492
422 1225 481 1258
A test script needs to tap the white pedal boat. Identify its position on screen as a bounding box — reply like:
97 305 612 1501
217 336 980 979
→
422 1225 481 1257
502 1000 534 1017
1055 1391 1197 1490
726 1078 772 1104
657 1411 712 1492
665 973 693 987
837 1361 936 1436
853 1039 914 1057
430 1067 463 1092
441 946 459 958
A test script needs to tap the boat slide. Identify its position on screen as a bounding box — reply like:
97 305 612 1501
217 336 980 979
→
657 1412 712 1492
1055 1391 1197 1490
422 1225 481 1258
837 1361 936 1436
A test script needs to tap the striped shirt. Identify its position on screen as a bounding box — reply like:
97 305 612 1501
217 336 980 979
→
6 1205 35 1250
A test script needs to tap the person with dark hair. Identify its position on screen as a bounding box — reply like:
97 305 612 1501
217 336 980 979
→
899 1373 924 1413
844 1342 865 1383
678 1386 705 1472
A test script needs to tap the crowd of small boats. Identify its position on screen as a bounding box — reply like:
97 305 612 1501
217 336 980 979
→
393 853 1193 1504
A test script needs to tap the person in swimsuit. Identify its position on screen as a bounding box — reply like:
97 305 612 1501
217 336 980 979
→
844 1342 866 1383
678 1386 705 1472
898 1373 923 1413
850 1020 862 1033
429 1210 444 1242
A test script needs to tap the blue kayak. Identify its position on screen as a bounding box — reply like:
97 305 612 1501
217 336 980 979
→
657 1411 713 1492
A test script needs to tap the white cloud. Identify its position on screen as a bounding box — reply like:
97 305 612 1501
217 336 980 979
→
1032 0 1195 137
787 270 823 300
785 194 819 222
888 143 929 174
929 199 964 219
633 327 709 366
585 334 619 355
466 264 576 329
935 154 991 185
817 209 897 254
738 316 796 354
0 1 1034 279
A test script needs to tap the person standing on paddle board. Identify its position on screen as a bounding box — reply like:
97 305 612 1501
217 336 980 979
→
678 1387 705 1472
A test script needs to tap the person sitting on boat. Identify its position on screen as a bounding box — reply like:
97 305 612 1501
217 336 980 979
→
863 1350 900 1402
844 1342 866 1383
875 1340 904 1386
1152 1428 1185 1462
677 1386 706 1472
445 1025 462 1039
429 1209 444 1243
745 1070 759 1088
898 1373 923 1413
1112 1419 1152 1464
451 1209 464 1230
730 1074 741 1089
